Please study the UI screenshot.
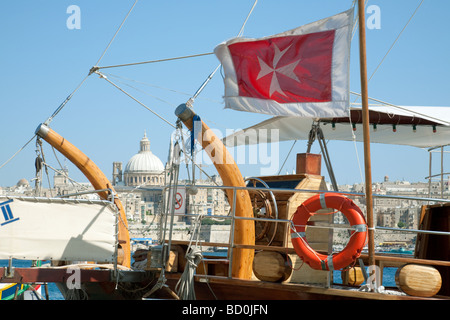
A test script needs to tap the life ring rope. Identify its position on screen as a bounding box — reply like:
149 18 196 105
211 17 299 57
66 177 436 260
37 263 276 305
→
290 193 368 271
290 226 327 268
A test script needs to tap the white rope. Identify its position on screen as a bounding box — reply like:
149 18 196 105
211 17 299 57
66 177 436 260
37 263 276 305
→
42 0 138 130
35 139 53 197
96 71 176 129
50 146 89 192
175 247 203 300
278 140 297 175
237 0 258 37
44 1 139 126
175 208 204 300
367 0 424 84
103 74 177 108
0 134 36 171
45 74 90 125
351 0 369 40
103 73 221 104
347 108 365 184
352 0 424 104
188 0 259 105
41 161 89 191
94 0 139 66
97 52 214 70
350 91 450 126
65 288 89 300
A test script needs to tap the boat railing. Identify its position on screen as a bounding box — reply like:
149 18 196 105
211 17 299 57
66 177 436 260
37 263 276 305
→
160 183 450 280
426 145 450 198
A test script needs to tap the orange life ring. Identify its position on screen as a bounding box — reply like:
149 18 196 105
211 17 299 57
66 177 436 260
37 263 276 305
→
290 193 367 271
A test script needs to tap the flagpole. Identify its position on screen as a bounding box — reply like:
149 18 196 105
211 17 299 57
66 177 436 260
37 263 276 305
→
358 0 376 275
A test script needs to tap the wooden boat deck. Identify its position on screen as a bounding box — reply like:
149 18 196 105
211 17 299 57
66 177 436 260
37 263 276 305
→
163 274 446 300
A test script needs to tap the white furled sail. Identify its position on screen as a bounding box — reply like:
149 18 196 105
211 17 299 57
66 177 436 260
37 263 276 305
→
223 105 450 149
0 197 117 262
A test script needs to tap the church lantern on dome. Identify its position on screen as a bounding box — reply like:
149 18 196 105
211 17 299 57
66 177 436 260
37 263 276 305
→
112 132 165 187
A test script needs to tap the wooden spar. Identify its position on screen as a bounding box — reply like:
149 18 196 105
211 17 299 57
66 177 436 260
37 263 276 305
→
358 0 375 269
35 123 131 268
175 103 255 280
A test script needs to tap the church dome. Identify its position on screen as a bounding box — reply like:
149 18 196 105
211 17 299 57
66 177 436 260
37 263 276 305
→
16 178 29 187
124 133 164 174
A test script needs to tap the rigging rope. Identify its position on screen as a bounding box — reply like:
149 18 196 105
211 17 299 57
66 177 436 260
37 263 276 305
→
175 246 203 300
44 75 90 125
44 0 139 126
104 73 222 105
237 0 258 37
367 0 424 84
187 0 259 107
175 206 207 300
346 107 365 184
42 162 89 191
103 73 177 108
96 71 176 129
96 52 214 71
94 73 224 187
142 136 183 300
50 146 88 192
350 91 450 126
95 0 258 104
351 0 369 40
0 134 36 171
277 140 297 175
35 138 53 197
352 0 424 104
94 0 139 67
349 0 424 183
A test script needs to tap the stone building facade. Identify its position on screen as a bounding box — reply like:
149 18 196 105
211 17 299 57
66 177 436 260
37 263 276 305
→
113 132 165 187
112 132 165 222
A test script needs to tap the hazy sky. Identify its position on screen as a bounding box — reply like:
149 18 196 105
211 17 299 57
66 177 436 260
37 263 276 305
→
1 0 448 188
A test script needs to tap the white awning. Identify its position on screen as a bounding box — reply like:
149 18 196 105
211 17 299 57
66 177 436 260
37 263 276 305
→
0 197 117 262
223 105 450 149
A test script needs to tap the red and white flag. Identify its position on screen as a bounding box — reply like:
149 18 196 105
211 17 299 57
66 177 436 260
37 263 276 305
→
214 9 354 118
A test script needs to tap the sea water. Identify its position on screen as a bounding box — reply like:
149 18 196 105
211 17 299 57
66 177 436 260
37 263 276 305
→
1 258 398 300
333 267 397 287
0 259 64 300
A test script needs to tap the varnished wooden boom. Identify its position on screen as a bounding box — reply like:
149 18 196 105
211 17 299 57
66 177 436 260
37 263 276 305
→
175 103 255 280
35 123 131 268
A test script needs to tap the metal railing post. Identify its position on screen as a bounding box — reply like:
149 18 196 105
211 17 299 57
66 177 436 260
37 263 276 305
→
227 187 237 279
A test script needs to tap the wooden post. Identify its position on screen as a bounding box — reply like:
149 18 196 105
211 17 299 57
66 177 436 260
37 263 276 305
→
358 0 376 271
175 104 255 280
35 124 131 268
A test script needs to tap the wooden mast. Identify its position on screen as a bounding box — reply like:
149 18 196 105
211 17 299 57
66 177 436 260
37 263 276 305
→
35 123 131 268
357 0 376 271
175 103 255 280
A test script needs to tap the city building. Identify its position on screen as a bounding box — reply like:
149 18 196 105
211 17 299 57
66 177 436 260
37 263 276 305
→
183 175 230 216
113 132 165 187
112 132 165 222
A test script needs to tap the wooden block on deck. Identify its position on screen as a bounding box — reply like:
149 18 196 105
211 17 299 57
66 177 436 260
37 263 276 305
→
395 264 442 297
197 260 229 277
286 254 330 285
146 248 179 272
252 251 292 282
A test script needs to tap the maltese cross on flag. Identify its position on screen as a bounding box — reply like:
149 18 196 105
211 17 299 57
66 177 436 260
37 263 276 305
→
214 9 354 118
